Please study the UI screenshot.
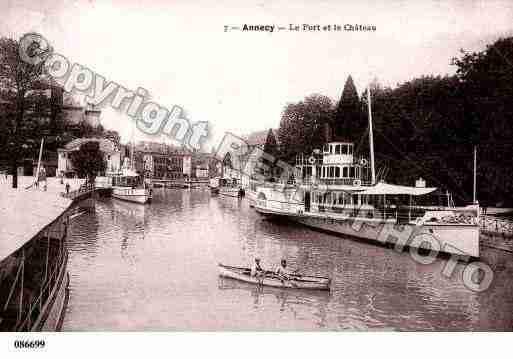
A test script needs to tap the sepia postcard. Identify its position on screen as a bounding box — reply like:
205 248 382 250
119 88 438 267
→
0 0 512 357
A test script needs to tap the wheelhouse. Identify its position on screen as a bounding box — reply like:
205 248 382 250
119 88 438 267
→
295 141 371 186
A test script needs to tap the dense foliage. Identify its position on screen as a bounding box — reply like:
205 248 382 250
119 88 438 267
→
69 141 106 183
276 37 513 206
0 36 120 184
0 37 47 187
277 94 333 163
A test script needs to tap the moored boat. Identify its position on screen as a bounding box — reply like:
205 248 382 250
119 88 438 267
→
110 154 152 205
218 263 331 290
210 177 245 198
253 87 480 258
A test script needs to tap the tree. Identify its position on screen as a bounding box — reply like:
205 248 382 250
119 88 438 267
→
452 37 513 204
333 75 365 142
453 37 513 144
0 36 48 188
263 129 278 158
76 121 104 138
277 94 333 163
69 141 106 183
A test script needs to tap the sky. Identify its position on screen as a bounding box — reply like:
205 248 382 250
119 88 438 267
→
1 0 513 149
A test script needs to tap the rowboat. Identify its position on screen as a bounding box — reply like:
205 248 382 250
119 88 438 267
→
218 263 331 291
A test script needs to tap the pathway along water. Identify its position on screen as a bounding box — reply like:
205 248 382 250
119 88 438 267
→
62 188 513 330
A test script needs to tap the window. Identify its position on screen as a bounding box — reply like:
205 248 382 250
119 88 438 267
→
335 145 341 154
329 167 334 177
323 145 330 153
335 167 340 178
343 167 348 177
342 144 348 155
350 166 355 178
322 167 326 177
349 145 353 155
356 167 360 178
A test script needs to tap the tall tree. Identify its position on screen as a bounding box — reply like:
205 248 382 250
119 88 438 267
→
69 141 106 184
453 37 513 204
263 128 278 158
261 128 278 178
453 37 513 144
0 36 48 188
333 75 365 142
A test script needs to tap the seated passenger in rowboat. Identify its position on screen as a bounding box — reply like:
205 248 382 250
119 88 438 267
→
275 259 293 280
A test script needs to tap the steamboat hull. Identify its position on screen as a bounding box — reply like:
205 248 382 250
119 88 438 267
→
255 206 479 258
112 187 151 204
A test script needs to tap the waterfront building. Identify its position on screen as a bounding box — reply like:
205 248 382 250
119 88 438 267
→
192 154 210 179
195 163 209 178
171 152 192 179
221 129 278 188
62 95 102 133
135 142 192 180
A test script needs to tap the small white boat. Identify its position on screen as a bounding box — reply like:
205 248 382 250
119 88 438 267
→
218 263 331 291
111 169 151 204
210 177 244 198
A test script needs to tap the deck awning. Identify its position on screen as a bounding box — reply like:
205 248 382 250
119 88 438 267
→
360 182 437 196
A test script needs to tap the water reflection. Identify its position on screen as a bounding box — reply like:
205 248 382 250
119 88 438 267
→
62 189 513 331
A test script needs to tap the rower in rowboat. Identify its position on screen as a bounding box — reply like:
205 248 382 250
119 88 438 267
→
250 258 265 284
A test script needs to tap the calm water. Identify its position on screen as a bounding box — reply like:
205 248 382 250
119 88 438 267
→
62 189 513 331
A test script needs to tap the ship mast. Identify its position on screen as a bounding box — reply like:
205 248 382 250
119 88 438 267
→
367 86 376 185
34 137 44 186
473 146 477 204
130 123 135 171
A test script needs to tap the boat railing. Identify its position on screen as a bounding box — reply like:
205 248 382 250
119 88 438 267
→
61 182 95 199
257 197 304 213
95 176 112 189
310 205 479 225
295 154 323 166
480 215 513 236
314 205 399 221
294 178 373 187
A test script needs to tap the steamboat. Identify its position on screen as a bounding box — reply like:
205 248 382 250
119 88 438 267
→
111 166 152 204
254 90 480 257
